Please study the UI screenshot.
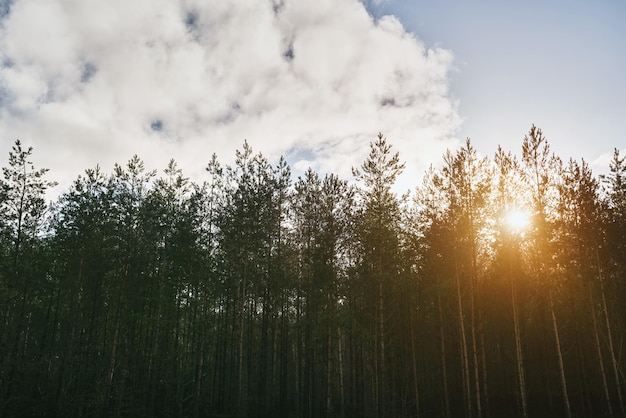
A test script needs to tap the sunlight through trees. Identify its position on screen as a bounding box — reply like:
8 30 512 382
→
1 128 625 417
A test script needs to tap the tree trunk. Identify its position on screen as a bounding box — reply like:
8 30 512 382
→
549 291 571 418
237 274 247 418
590 285 614 417
337 324 345 418
601 284 624 417
470 280 482 418
438 295 451 418
479 323 489 418
378 282 386 418
597 246 625 417
469 205 482 418
455 256 472 417
410 312 420 417
510 261 527 418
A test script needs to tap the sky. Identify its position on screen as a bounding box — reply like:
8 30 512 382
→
369 0 626 171
1 0 624 198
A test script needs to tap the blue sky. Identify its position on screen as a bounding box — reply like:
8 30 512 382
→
0 0 624 197
366 0 626 172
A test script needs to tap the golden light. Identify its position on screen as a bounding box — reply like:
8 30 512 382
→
503 208 531 233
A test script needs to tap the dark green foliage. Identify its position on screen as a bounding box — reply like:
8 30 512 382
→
1 130 625 418
0 140 57 417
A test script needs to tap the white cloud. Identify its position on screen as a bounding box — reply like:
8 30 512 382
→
591 148 626 177
0 0 460 198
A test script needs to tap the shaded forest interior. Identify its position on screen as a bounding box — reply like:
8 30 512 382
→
1 126 626 417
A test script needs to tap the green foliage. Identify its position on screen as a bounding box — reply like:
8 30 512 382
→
1 130 625 418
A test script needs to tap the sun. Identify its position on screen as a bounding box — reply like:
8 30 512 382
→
503 208 531 233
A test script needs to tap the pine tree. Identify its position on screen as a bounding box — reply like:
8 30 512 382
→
600 149 626 416
493 146 529 418
293 168 354 418
521 125 571 418
0 140 56 416
352 133 405 418
47 165 115 415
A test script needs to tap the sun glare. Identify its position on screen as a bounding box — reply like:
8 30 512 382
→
503 208 531 233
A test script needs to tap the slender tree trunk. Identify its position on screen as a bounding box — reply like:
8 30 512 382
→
470 281 482 418
258 290 270 418
237 271 247 418
106 282 123 414
510 259 527 418
410 312 420 417
194 314 205 418
378 282 386 418
438 295 451 418
596 246 625 417
337 324 345 418
469 210 482 418
295 303 304 417
455 256 472 417
279 301 289 418
601 285 625 417
573 315 592 416
327 318 332 417
373 326 379 418
480 328 490 418
549 291 572 418
45 285 62 415
148 280 163 415
590 285 614 417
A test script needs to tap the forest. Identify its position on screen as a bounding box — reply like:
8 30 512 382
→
0 125 625 418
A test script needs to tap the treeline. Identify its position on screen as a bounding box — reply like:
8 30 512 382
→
0 126 625 418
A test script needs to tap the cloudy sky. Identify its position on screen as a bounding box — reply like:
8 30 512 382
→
1 0 624 197
371 0 626 171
